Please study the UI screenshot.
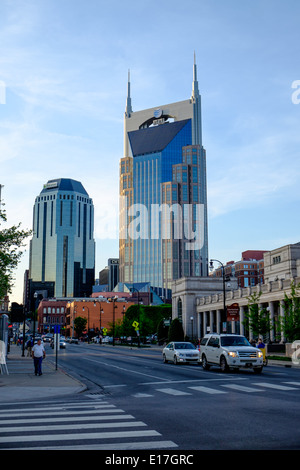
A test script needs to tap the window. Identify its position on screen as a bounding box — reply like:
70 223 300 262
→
208 336 219 347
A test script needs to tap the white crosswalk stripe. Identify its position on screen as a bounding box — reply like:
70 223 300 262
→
156 388 191 396
188 385 227 394
0 399 177 450
132 380 300 398
252 382 298 391
221 384 265 393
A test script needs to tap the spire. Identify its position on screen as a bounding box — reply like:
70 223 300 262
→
191 51 199 99
191 52 202 146
125 69 133 117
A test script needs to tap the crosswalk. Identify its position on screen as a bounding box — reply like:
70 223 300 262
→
132 379 300 398
0 397 178 450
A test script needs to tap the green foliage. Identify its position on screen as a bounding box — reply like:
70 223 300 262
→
122 304 171 338
277 281 300 342
74 316 87 338
244 292 271 338
0 207 31 298
168 317 184 342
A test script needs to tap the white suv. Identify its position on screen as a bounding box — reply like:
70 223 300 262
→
200 334 264 374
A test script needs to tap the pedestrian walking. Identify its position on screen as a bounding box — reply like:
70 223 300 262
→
31 339 46 376
26 337 34 357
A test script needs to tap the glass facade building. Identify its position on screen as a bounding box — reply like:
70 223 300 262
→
28 178 95 301
119 58 208 298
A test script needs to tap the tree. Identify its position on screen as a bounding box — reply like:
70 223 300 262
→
277 281 300 343
244 292 271 339
157 318 168 344
74 316 87 339
168 317 184 342
122 304 172 338
0 207 31 299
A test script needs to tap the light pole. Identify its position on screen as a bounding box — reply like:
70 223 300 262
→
210 259 227 333
111 296 118 346
94 301 104 344
190 316 194 342
82 304 90 342
130 286 141 347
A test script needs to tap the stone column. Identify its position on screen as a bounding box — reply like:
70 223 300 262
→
268 301 275 342
216 310 221 333
210 310 214 333
279 300 285 343
240 306 245 336
203 311 208 335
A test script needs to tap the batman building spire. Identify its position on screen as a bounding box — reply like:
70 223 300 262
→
191 52 202 146
125 69 133 117
119 56 208 299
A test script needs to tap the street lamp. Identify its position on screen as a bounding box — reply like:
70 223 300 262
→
210 259 227 333
94 300 104 344
130 286 141 348
190 316 194 342
82 304 90 342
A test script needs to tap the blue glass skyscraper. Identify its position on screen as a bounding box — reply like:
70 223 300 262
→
28 178 95 301
119 57 208 298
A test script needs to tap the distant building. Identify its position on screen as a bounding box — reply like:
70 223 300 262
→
213 250 267 288
27 178 95 310
37 298 68 334
108 258 119 291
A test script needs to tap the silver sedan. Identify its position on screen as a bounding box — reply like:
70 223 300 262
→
162 342 200 365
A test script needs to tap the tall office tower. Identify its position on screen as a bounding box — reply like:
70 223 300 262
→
28 178 95 303
119 57 209 298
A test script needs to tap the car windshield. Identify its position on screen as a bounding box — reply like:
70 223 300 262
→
174 343 195 350
221 336 251 347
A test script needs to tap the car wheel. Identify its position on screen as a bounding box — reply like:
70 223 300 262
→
253 366 263 374
173 355 178 365
202 354 210 370
220 355 229 372
163 354 168 364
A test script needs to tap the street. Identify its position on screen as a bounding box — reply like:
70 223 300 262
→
1 341 300 451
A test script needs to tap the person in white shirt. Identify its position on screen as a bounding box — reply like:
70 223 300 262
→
31 339 46 376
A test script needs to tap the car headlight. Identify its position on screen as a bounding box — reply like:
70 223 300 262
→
227 351 238 358
257 351 263 358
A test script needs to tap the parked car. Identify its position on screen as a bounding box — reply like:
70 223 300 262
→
102 336 113 344
162 341 200 365
200 334 264 373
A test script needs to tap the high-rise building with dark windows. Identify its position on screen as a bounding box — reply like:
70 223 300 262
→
119 57 209 298
28 178 95 305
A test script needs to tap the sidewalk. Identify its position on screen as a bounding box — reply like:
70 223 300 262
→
0 344 86 403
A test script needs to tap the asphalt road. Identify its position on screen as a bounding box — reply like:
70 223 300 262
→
47 342 300 450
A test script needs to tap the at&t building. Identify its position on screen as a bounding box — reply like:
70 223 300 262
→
119 57 209 299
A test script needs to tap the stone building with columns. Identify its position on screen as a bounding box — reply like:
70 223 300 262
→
172 242 300 341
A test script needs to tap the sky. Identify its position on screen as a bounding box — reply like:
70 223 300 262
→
1 0 300 305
